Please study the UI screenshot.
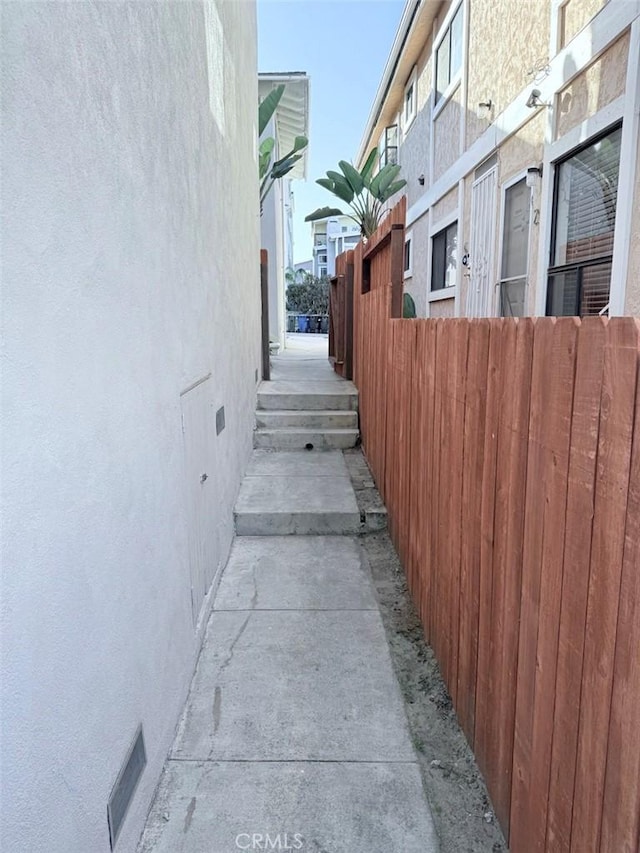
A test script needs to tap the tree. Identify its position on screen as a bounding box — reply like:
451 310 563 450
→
305 149 406 237
285 274 329 315
259 85 308 210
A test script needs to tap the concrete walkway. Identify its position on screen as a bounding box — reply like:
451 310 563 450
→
138 339 439 853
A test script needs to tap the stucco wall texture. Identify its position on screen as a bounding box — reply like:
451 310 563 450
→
556 31 629 139
1 3 260 852
465 0 551 150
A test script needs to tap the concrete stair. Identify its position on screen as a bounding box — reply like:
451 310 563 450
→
234 450 362 536
254 382 359 451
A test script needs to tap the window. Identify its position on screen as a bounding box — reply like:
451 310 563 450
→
341 225 348 232
431 222 457 291
378 124 398 168
500 178 531 316
547 125 622 316
317 253 327 264
318 265 327 278
435 4 463 104
403 69 417 130
404 236 412 278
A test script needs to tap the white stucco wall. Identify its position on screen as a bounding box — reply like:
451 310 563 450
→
1 3 260 852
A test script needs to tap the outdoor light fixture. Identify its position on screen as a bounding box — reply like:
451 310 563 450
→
478 99 493 111
418 174 425 185
526 88 550 109
526 165 543 188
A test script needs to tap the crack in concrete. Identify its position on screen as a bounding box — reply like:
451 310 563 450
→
207 614 251 759
182 796 196 835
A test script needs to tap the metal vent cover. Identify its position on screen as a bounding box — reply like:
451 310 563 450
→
107 725 146 850
216 405 225 435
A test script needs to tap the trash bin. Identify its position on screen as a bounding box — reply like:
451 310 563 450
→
297 315 307 333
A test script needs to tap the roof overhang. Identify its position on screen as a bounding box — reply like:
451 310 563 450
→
259 72 310 180
355 0 440 168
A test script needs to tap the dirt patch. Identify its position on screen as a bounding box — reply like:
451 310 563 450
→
344 449 508 853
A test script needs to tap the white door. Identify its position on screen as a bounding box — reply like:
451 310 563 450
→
180 376 219 627
467 166 498 317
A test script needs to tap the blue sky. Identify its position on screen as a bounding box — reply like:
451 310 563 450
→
258 0 404 264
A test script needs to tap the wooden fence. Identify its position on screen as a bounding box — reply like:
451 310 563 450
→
345 199 640 853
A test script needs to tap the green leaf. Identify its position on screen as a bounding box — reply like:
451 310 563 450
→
402 292 417 319
271 153 303 179
316 178 335 192
258 84 285 136
338 160 364 194
324 172 354 204
374 163 401 198
259 137 275 180
380 179 407 201
305 206 344 222
359 148 378 188
272 136 308 170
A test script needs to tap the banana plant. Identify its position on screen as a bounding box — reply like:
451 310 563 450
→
259 84 308 209
305 149 406 238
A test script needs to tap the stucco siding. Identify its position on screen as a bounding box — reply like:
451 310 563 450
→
433 88 463 180
432 186 459 225
1 3 260 852
429 296 456 317
562 0 608 46
399 55 433 208
466 0 551 149
556 31 629 139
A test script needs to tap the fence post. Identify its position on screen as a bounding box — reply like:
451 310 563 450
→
260 249 270 381
390 224 404 318
345 257 354 379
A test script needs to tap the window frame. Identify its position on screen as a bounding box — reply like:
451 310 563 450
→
546 122 622 317
497 172 533 317
430 219 458 293
378 123 399 169
404 230 413 279
403 68 418 133
433 2 464 113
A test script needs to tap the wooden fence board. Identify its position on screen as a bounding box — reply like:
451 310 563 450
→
482 318 534 836
600 322 640 853
456 320 490 743
519 318 579 852
510 318 556 849
545 317 606 852
571 318 639 853
475 319 505 779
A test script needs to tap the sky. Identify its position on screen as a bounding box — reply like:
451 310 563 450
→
257 0 405 264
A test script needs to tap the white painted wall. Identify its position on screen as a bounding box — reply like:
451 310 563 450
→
0 2 260 852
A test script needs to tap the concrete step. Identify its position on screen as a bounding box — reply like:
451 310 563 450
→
234 450 362 536
255 409 358 430
254 428 359 451
257 381 357 412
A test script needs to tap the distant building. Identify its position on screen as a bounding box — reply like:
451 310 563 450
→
294 259 313 276
259 72 310 347
311 215 361 278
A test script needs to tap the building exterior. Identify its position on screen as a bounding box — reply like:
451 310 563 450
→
259 73 310 348
1 3 261 852
294 259 314 276
357 0 640 318
311 215 362 277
